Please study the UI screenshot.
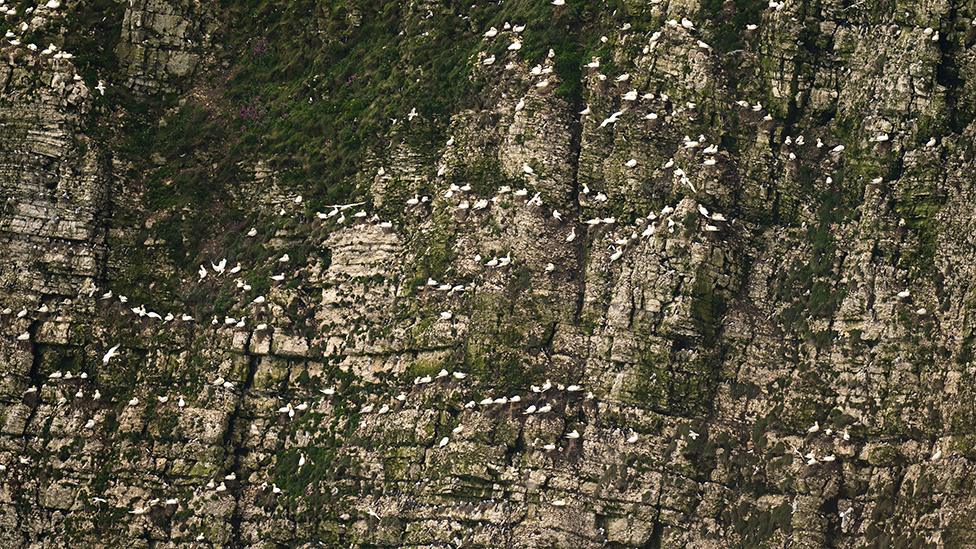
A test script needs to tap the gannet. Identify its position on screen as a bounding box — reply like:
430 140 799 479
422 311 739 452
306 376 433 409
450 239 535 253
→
101 345 121 365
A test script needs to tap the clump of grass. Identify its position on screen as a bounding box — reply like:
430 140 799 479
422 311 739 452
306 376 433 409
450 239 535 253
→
698 0 767 54
87 0 628 313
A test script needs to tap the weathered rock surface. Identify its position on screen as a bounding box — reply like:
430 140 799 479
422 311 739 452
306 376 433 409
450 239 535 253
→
2 0 976 547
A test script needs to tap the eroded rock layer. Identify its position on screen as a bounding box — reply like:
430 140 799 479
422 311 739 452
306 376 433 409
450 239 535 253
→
2 0 976 547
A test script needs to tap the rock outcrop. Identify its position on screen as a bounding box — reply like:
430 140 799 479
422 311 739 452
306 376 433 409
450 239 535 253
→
2 0 976 547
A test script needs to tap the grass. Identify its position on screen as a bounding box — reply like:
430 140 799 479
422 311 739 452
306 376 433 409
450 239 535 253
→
690 270 727 346
462 291 557 392
214 1 479 205
773 172 857 347
207 0 622 206
698 0 768 54
64 1 125 74
95 0 625 312
892 177 946 279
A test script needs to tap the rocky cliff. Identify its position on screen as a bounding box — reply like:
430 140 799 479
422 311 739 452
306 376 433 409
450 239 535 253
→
3 0 976 547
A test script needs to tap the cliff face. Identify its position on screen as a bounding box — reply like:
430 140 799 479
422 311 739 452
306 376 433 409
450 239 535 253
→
3 0 976 547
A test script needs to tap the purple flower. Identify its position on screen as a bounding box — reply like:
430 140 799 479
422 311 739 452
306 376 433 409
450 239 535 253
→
239 104 263 121
250 38 268 57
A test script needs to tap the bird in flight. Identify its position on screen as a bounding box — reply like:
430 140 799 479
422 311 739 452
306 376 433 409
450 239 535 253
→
102 344 120 365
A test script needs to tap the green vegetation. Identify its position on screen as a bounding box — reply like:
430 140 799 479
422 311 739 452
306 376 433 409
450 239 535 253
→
631 344 722 417
893 176 946 279
699 0 768 54
62 0 126 85
92 0 627 312
690 270 726 347
209 0 622 203
462 292 557 392
141 105 243 259
774 174 856 347
725 500 793 546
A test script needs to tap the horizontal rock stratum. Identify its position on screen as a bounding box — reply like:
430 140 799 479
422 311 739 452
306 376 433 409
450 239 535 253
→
2 0 976 547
